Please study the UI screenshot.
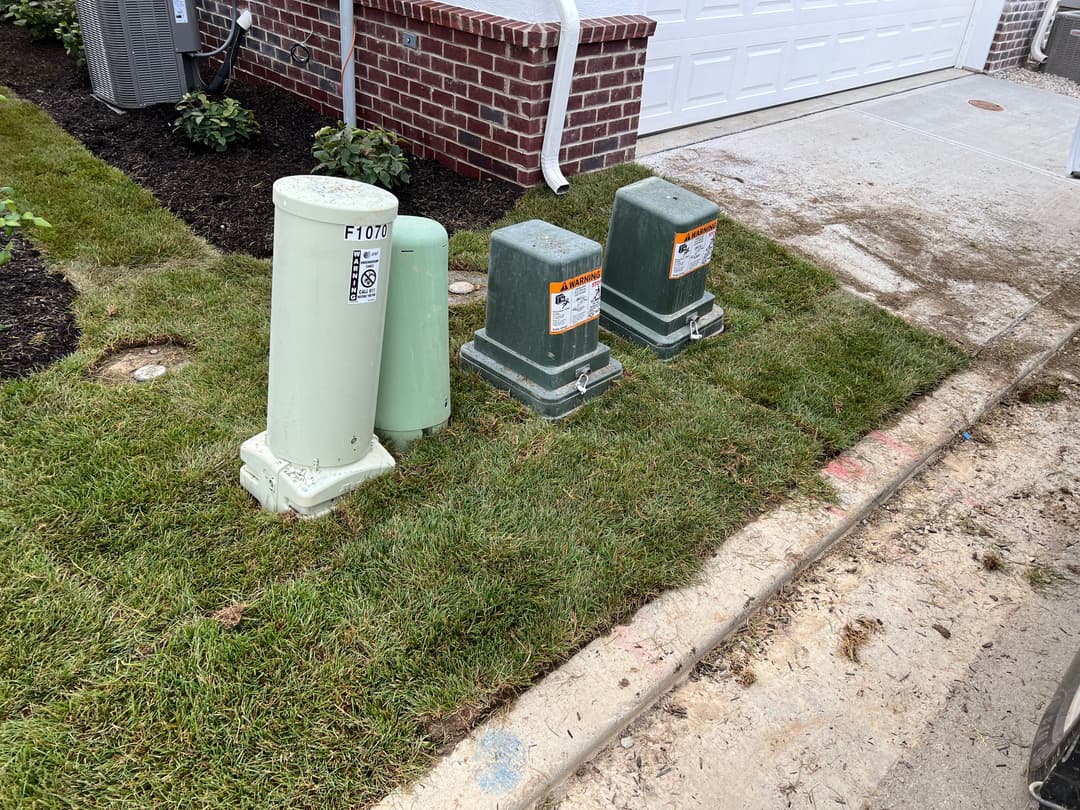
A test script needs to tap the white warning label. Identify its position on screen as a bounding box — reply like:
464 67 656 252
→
348 248 380 304
669 219 718 279
549 267 603 335
172 0 188 23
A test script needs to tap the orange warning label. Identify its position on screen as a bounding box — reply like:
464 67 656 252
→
549 267 603 334
669 218 718 279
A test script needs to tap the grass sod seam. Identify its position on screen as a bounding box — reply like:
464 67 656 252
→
0 91 966 806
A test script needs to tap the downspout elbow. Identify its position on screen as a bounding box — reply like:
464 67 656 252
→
1030 0 1057 64
541 0 580 195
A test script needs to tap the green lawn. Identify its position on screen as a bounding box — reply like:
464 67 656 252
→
0 89 966 807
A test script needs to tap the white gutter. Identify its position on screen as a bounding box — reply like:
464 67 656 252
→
1030 0 1058 64
340 0 356 127
541 0 580 195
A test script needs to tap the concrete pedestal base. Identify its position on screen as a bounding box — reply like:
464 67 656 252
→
239 432 395 518
459 337 623 420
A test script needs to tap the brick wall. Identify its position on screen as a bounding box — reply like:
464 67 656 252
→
985 0 1050 71
194 0 656 186
198 0 344 114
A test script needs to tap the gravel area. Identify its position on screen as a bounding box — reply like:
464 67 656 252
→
993 66 1080 99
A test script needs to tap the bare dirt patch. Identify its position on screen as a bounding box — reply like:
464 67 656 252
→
91 338 194 385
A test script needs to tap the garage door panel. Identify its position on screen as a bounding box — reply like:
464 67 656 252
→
641 0 976 133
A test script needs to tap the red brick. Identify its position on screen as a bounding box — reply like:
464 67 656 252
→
521 62 554 82
571 74 600 94
479 70 507 92
490 128 520 149
454 63 480 83
490 94 519 115
456 97 480 117
467 84 495 105
441 42 470 62
468 48 495 71
567 108 598 127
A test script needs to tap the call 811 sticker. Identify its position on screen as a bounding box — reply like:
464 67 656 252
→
348 248 380 304
550 267 603 334
669 219 718 279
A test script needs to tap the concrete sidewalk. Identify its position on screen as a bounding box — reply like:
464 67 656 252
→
376 73 1080 810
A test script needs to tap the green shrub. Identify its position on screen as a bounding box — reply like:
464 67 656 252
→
55 17 85 69
4 0 75 41
173 92 260 152
2 187 52 267
311 123 411 189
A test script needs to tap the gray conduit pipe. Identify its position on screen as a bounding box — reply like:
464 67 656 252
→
541 0 581 195
340 0 356 126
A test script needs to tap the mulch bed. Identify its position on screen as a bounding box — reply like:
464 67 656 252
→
0 21 523 378
0 235 79 380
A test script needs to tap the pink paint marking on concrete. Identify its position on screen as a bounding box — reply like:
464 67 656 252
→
823 456 867 482
609 625 667 667
827 506 849 520
870 430 921 459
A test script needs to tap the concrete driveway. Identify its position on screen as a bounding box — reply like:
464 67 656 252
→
638 72 1080 352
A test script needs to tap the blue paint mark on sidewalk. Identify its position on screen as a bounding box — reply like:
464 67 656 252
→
471 729 528 795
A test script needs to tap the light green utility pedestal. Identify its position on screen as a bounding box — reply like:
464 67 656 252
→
240 176 398 517
600 177 725 360
459 219 623 420
375 216 451 451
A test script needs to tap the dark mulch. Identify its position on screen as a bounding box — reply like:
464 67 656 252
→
0 21 523 378
0 235 80 380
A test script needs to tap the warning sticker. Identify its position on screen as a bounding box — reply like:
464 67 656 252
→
549 267 603 335
669 219 718 279
348 248 380 304
171 0 187 23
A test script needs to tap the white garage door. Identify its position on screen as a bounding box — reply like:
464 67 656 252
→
640 0 978 134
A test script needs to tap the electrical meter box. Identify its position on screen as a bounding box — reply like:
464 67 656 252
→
600 177 724 359
459 219 623 420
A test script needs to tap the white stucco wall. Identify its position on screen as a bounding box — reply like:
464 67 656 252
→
447 0 646 23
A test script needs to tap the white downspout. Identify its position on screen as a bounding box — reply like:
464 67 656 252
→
541 0 580 195
340 0 356 127
1030 0 1059 64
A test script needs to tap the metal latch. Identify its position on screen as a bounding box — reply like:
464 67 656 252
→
575 365 591 395
687 312 703 341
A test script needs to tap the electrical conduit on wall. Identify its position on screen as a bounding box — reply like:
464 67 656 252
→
541 0 580 195
340 0 356 126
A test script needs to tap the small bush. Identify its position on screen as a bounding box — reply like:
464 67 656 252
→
311 123 411 190
2 186 52 267
4 0 75 41
173 92 260 152
55 17 85 70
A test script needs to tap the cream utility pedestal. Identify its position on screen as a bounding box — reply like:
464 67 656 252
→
240 176 398 517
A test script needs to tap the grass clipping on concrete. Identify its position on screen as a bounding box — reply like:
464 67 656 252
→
0 90 966 807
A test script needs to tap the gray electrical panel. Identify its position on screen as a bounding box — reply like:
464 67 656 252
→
1045 10 1080 83
76 0 202 108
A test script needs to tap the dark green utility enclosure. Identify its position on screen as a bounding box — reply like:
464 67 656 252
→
459 219 623 420
601 176 725 360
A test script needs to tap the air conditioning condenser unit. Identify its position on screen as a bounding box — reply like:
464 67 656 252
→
1045 9 1080 83
75 0 202 108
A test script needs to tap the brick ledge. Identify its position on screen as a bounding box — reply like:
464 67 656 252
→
355 0 656 47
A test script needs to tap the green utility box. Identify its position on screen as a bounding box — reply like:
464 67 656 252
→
459 219 623 420
600 177 725 360
375 216 451 451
